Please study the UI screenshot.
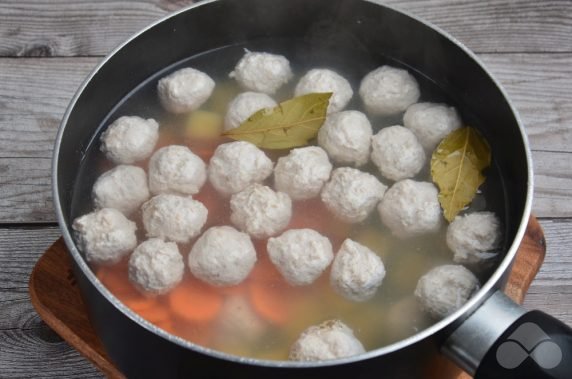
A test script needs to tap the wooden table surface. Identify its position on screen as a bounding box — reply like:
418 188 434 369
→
0 0 571 377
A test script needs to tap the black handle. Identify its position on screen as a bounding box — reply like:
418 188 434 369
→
474 310 572 379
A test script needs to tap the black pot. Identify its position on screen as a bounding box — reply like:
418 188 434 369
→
52 0 571 378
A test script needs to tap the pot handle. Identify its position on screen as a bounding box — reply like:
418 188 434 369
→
442 290 572 379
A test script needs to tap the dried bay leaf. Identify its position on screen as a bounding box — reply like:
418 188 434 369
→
222 92 332 149
430 126 491 222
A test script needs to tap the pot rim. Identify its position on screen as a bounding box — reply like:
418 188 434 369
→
52 0 534 368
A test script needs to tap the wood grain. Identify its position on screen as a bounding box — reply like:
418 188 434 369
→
0 0 570 57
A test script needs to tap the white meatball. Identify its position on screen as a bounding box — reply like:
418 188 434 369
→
447 212 502 265
230 184 292 239
267 229 334 286
100 116 159 164
403 102 462 150
188 226 257 286
215 296 267 345
92 165 150 215
359 65 420 115
294 69 353 114
208 141 274 196
377 179 442 238
371 125 426 181
157 67 215 113
321 167 387 223
229 51 293 94
414 264 480 319
128 238 184 294
142 194 207 244
148 145 207 196
289 320 365 361
317 111 373 167
224 92 277 131
274 146 333 200
330 239 385 302
72 208 137 265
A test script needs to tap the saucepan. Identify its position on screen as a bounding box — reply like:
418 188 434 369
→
52 0 572 377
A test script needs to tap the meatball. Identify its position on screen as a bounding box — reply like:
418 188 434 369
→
224 91 277 131
359 65 420 115
294 68 353 114
330 239 386 302
148 145 207 196
208 141 274 196
230 184 292 239
157 67 215 113
128 238 185 294
214 296 267 346
446 212 502 265
317 111 373 167
274 146 333 201
92 165 150 215
371 125 426 181
229 51 293 94
377 179 442 238
267 229 334 286
100 116 159 164
142 194 208 244
403 102 462 151
188 226 257 286
414 264 480 319
289 320 365 361
72 208 137 265
321 167 387 223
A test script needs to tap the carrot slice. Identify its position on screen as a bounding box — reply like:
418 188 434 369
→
136 302 171 324
168 279 223 323
247 255 291 325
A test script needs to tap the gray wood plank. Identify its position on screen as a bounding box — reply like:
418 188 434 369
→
0 0 570 57
0 227 101 378
0 221 569 377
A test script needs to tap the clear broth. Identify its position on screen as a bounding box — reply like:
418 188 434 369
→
71 38 507 360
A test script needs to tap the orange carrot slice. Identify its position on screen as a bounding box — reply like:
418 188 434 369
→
168 279 223 323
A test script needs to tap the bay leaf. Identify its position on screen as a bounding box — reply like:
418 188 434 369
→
222 92 332 149
430 126 491 222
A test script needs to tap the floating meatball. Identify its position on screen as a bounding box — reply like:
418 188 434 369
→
230 184 292 239
229 51 293 94
274 146 333 200
224 91 277 131
142 194 208 244
294 68 353 114
371 125 426 181
208 141 274 196
148 145 207 196
128 238 185 294
403 102 462 151
446 212 502 265
377 179 442 238
92 165 150 215
214 296 267 346
72 208 137 265
321 167 387 223
414 264 480 319
267 229 334 286
359 65 420 115
188 226 257 286
330 239 386 302
157 67 215 113
317 110 373 167
289 320 365 361
100 116 159 164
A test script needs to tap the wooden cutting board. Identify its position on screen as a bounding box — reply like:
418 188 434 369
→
28 216 546 379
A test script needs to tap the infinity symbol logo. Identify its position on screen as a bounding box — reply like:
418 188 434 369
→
496 322 562 369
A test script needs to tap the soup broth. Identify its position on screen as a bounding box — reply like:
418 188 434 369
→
70 38 507 360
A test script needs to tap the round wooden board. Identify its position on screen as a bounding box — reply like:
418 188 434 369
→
28 217 546 379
